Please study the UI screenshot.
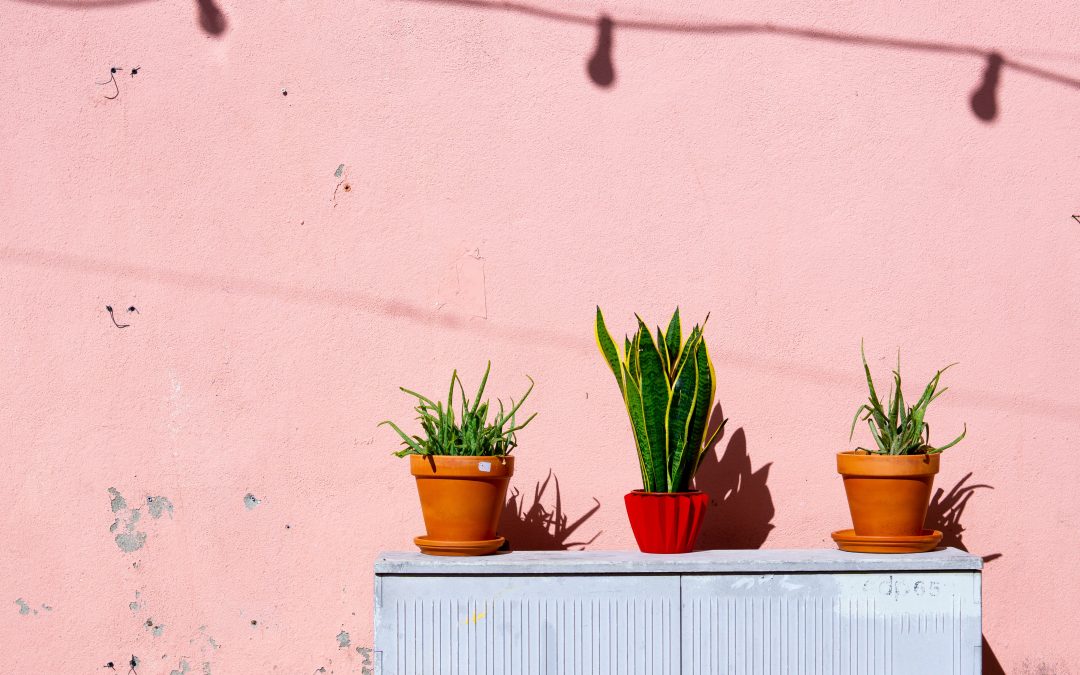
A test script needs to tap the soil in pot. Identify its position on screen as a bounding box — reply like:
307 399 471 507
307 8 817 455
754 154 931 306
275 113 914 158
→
411 454 513 556
624 490 708 554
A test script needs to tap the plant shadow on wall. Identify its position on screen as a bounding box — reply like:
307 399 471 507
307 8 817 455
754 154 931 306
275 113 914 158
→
693 405 775 550
923 472 1005 675
499 471 602 551
403 0 1080 122
7 0 227 36
925 472 1002 564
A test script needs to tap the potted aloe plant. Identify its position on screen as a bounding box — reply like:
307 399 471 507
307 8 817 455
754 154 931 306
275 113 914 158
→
595 307 725 553
834 344 966 553
380 362 535 556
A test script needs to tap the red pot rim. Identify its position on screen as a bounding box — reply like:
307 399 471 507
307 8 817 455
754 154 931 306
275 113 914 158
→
627 489 706 497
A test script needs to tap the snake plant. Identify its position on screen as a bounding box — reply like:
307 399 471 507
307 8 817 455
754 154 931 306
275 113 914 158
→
849 342 966 455
595 307 725 492
380 362 536 457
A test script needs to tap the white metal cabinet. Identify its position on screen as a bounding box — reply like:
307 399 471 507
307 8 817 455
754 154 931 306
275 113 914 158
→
374 549 981 675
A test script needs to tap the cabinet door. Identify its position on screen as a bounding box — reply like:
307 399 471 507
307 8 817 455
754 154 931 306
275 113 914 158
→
681 572 981 675
376 574 680 675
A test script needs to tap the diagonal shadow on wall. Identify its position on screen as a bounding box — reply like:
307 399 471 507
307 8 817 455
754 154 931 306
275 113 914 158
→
7 0 227 36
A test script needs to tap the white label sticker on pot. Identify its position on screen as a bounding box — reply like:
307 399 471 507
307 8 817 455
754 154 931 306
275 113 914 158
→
478 461 492 473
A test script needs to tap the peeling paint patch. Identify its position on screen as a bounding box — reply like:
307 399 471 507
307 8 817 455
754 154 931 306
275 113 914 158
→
116 528 147 553
145 617 165 637
130 591 142 613
357 646 373 675
147 495 174 519
334 163 345 178
41 603 52 612
109 487 128 513
15 599 30 615
244 493 261 510
336 630 350 648
169 658 191 675
202 663 211 675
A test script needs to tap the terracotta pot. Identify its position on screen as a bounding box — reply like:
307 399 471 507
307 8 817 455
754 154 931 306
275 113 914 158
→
411 455 513 555
837 451 939 536
624 490 708 554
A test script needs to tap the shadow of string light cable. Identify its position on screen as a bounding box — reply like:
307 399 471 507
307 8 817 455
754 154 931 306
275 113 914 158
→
402 0 1080 122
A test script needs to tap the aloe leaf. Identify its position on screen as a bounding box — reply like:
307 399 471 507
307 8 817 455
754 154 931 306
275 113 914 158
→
932 424 966 453
595 307 624 393
860 341 889 430
470 361 491 415
849 404 871 441
635 318 671 492
622 363 654 491
502 376 535 420
665 308 682 366
665 344 698 491
379 420 427 456
399 387 438 408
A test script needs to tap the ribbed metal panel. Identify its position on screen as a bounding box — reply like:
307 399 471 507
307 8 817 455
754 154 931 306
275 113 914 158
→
376 574 681 674
680 572 981 674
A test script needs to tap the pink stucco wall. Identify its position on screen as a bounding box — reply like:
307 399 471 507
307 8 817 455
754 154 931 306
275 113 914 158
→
2 0 1079 672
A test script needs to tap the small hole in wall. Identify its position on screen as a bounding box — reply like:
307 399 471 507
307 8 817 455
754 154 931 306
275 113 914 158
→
285 524 291 529
343 184 351 192
281 89 288 96
251 619 258 626
145 619 153 627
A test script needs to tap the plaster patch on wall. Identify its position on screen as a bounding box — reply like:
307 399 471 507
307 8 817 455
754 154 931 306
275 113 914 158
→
144 617 165 637
244 493 261 510
334 163 345 178
129 591 142 613
15 598 31 615
147 495 174 519
435 248 488 319
169 658 191 675
202 663 212 675
336 630 350 648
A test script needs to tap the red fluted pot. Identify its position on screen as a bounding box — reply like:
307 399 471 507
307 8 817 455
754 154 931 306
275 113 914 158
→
624 490 708 553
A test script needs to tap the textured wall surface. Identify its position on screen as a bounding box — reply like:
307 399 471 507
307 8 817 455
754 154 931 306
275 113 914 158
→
1 0 1079 672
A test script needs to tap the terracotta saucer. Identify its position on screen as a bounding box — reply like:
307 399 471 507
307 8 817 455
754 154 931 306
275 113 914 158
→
831 528 942 554
414 536 505 557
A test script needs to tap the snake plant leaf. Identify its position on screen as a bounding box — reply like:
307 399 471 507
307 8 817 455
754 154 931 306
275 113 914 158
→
696 416 728 473
665 344 698 491
635 318 671 492
622 362 655 491
665 308 682 368
682 336 715 485
656 326 670 376
671 325 701 381
595 306 624 393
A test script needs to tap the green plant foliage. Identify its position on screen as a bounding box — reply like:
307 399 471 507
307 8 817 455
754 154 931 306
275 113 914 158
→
380 362 536 458
595 307 725 492
849 342 966 455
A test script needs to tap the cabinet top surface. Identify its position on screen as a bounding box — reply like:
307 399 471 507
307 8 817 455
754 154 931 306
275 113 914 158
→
375 548 982 575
